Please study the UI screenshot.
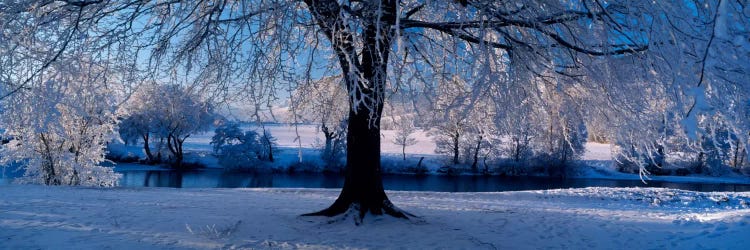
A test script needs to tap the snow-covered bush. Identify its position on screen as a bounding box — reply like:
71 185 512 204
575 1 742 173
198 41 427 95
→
0 61 120 186
286 160 323 174
211 122 259 169
694 118 742 176
210 122 276 170
257 129 278 162
211 122 246 155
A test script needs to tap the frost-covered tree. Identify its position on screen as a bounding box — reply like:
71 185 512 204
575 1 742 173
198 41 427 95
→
123 84 216 168
0 59 120 186
536 77 588 172
211 122 276 169
159 85 216 167
291 75 349 166
211 122 246 155
320 120 348 170
392 118 417 161
120 87 162 163
431 76 471 165
258 129 278 162
431 75 499 172
580 1 750 177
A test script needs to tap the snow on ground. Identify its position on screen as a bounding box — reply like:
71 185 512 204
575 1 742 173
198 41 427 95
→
581 142 612 161
1 185 749 249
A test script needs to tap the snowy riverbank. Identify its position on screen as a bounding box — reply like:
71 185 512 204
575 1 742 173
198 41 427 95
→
103 123 750 185
1 185 749 249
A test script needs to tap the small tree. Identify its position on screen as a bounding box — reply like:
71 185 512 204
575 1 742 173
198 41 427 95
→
464 130 493 173
291 75 349 168
211 122 245 154
257 129 278 162
211 122 277 169
212 122 260 169
121 85 164 163
431 76 470 165
392 119 417 161
122 84 216 168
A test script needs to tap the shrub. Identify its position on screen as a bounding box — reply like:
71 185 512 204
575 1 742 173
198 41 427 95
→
211 123 276 170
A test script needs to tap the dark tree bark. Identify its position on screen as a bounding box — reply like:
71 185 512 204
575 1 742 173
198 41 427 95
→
302 0 410 221
471 134 483 173
452 130 460 165
166 133 187 169
321 122 334 158
402 144 407 161
266 134 274 162
39 133 57 185
142 133 155 163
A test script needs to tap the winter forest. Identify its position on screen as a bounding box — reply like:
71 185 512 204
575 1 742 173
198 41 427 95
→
1 0 749 249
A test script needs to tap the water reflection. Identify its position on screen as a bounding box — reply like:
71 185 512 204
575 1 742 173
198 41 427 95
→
120 170 344 189
117 170 750 192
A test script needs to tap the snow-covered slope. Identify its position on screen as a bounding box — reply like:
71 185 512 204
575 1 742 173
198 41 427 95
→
1 185 748 249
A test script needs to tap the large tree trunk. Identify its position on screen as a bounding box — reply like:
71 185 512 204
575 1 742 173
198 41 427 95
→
305 109 408 220
303 0 408 221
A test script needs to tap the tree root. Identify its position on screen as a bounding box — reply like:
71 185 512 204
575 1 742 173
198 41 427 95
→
302 199 414 225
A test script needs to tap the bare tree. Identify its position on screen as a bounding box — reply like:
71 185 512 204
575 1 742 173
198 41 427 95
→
392 118 417 161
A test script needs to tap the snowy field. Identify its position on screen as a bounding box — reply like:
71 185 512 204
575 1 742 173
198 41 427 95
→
1 185 749 249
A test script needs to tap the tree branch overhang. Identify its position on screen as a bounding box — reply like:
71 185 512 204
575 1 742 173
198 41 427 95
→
399 9 648 56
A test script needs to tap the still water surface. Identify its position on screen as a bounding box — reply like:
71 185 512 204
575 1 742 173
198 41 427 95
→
119 169 750 192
